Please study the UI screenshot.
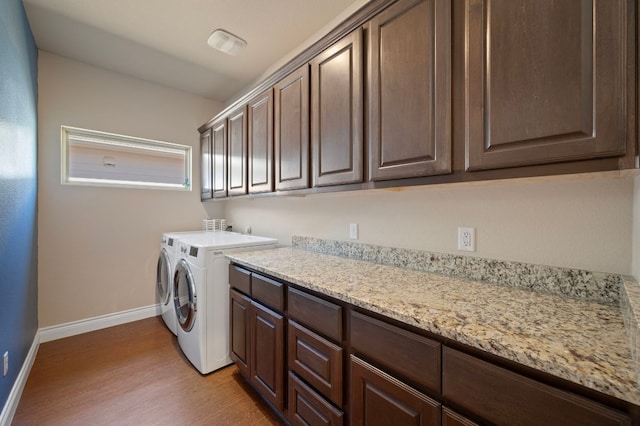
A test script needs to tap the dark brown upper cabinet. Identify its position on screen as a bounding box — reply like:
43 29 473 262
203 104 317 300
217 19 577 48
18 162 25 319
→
274 65 310 191
228 106 248 196
248 89 274 194
211 118 228 199
200 128 212 200
311 28 364 187
464 0 628 171
367 0 452 181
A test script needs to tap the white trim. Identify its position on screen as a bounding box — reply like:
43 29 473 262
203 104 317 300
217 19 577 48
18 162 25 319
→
0 305 160 425
39 304 160 343
0 331 40 426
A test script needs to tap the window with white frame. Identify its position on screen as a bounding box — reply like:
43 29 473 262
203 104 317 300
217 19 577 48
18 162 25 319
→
61 126 192 190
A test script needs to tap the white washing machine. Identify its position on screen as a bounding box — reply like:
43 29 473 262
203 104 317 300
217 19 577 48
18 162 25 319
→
157 231 207 335
173 232 277 374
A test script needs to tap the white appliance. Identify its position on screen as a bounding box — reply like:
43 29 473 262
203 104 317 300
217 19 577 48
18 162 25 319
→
157 231 207 335
173 232 277 374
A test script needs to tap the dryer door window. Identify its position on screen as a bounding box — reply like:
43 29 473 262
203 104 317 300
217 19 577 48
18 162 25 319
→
174 259 197 332
156 249 171 306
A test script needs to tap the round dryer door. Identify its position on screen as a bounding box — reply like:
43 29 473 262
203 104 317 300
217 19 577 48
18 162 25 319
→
173 259 197 332
156 249 171 306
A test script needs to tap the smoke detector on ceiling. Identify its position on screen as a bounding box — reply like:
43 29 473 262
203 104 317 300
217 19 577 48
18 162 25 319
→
207 29 247 56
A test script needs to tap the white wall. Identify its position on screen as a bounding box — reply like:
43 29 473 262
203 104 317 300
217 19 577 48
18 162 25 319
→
38 51 224 327
633 175 640 281
212 173 635 275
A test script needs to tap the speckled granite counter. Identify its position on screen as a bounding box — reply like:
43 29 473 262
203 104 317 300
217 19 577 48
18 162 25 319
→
227 246 640 406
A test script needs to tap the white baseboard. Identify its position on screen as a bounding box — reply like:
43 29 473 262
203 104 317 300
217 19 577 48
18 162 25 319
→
39 304 160 343
0 304 160 425
0 331 40 426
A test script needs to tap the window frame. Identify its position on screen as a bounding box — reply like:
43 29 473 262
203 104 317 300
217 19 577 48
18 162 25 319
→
60 125 192 191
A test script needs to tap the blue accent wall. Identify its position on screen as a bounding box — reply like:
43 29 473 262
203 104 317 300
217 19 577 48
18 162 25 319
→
0 0 38 411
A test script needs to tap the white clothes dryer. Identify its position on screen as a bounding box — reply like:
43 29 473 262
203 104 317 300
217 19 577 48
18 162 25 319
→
173 232 277 374
157 231 207 335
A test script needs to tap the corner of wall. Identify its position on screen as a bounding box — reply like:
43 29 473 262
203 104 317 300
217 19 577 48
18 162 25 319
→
0 0 39 416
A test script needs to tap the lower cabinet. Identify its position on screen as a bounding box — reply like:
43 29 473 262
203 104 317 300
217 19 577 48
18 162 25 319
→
350 355 441 426
229 264 635 425
229 289 251 378
229 286 285 412
250 301 285 411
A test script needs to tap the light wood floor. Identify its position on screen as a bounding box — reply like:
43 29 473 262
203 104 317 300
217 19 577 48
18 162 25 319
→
13 317 284 425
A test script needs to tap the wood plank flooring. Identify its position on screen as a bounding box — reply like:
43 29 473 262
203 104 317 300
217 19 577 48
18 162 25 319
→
13 317 284 425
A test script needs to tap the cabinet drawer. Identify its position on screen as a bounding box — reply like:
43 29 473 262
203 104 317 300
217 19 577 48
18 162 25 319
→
288 320 343 406
228 264 251 294
288 287 342 342
251 273 284 312
442 347 630 426
350 355 441 426
288 372 344 426
350 311 441 395
442 408 478 426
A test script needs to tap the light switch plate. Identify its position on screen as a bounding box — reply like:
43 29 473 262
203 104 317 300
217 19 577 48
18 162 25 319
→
349 223 358 240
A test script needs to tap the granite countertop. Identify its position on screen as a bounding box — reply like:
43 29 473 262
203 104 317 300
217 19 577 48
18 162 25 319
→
227 246 640 406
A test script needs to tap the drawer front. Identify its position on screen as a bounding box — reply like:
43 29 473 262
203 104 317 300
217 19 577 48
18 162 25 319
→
289 320 343 406
289 372 344 426
442 347 630 426
229 264 251 294
252 273 284 312
442 408 478 426
350 311 441 395
350 355 441 426
288 287 342 342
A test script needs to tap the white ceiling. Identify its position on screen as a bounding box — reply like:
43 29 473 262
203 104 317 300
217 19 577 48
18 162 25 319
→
23 0 360 101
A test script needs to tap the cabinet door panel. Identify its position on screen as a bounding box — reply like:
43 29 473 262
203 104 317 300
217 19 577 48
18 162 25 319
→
275 65 310 190
311 28 363 187
368 0 451 181
350 356 441 426
230 289 251 378
228 106 248 196
250 301 285 411
248 89 274 193
465 0 627 170
200 129 212 200
212 119 227 198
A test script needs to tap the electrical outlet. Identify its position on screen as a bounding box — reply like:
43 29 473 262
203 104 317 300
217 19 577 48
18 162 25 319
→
244 225 252 234
3 352 7 377
458 227 475 252
349 223 359 240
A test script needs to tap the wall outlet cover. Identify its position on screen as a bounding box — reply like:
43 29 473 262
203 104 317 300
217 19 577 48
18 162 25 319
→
458 227 476 252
